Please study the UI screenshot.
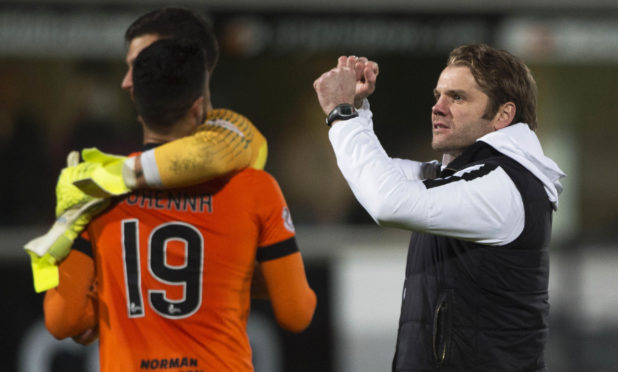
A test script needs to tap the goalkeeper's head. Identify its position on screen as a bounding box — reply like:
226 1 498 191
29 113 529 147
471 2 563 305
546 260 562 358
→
122 8 217 107
132 39 206 134
125 8 219 75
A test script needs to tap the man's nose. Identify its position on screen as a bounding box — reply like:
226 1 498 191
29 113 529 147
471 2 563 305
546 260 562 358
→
432 95 448 116
121 71 132 91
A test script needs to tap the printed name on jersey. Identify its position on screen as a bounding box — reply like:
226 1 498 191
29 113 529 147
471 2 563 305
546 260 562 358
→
124 190 213 214
140 356 199 370
282 206 295 232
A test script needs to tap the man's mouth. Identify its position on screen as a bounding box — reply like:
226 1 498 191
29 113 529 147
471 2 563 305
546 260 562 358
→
433 122 449 131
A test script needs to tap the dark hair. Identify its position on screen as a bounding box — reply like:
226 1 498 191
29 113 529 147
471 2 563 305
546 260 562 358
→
447 44 538 130
133 39 206 129
125 7 219 73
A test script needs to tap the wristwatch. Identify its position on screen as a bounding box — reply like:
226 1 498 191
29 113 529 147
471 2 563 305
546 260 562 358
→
326 103 359 127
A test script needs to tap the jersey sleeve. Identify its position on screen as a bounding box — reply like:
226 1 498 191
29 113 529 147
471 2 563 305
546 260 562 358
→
260 252 316 332
253 172 297 251
143 108 268 188
43 236 97 340
252 172 316 332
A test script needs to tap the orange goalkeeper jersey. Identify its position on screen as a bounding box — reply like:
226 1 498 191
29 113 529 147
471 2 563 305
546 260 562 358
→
85 167 298 372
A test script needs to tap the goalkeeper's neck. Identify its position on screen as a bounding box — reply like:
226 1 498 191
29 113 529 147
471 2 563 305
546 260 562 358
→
140 96 206 144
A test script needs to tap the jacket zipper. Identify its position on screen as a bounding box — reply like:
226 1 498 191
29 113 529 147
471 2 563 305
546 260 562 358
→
433 297 449 365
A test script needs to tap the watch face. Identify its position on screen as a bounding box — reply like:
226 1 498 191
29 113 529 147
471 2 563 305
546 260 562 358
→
340 105 354 115
326 104 358 126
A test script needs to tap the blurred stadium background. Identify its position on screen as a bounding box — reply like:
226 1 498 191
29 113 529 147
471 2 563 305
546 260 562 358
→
1 0 617 371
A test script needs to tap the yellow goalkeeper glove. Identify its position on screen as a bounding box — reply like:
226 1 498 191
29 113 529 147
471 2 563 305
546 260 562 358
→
24 151 110 293
71 147 136 198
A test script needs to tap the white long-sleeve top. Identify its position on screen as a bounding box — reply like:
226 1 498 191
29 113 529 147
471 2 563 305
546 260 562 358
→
328 100 565 246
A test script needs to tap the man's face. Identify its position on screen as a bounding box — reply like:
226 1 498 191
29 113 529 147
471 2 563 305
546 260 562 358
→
431 65 495 158
121 33 160 98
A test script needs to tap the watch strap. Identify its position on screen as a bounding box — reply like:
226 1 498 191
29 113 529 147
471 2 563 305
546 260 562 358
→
326 103 359 127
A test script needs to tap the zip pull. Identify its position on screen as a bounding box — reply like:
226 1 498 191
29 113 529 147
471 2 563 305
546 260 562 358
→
433 298 449 365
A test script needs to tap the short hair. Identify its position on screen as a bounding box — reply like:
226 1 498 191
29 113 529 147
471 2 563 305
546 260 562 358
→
447 44 538 130
132 39 206 129
125 7 219 73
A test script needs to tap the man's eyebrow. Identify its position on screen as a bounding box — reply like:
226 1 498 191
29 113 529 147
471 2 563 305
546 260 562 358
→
446 89 467 96
433 89 467 97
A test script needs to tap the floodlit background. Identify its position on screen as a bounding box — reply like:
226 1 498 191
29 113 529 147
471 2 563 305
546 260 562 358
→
1 1 617 371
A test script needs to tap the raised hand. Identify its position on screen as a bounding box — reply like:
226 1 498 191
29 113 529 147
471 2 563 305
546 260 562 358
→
313 56 358 115
314 56 379 115
352 57 379 108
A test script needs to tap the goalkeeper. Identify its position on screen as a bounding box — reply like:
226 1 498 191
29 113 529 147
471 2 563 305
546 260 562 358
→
25 8 267 292
44 39 315 371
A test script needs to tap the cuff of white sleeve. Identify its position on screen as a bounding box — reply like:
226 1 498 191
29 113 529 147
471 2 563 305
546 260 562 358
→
357 99 373 122
358 98 370 112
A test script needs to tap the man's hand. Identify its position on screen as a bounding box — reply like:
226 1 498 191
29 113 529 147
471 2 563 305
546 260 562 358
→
71 148 135 198
72 327 99 345
314 56 379 115
313 56 358 115
55 152 100 216
352 57 379 108
24 151 110 293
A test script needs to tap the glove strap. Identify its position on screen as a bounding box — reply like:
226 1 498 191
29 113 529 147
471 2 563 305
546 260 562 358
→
29 252 59 293
141 149 164 188
122 157 138 189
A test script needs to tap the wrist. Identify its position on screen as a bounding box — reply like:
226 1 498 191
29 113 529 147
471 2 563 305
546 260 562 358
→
140 149 164 188
354 97 364 109
326 103 359 127
122 157 138 189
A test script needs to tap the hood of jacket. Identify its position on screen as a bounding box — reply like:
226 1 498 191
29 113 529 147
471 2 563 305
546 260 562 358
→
478 122 566 209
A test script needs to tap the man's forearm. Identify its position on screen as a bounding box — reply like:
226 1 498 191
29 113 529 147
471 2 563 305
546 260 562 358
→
134 109 267 189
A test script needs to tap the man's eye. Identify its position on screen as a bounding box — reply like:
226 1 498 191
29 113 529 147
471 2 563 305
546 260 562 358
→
453 95 463 101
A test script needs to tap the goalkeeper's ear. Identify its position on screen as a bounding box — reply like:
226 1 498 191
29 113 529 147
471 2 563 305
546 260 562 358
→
190 96 205 125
